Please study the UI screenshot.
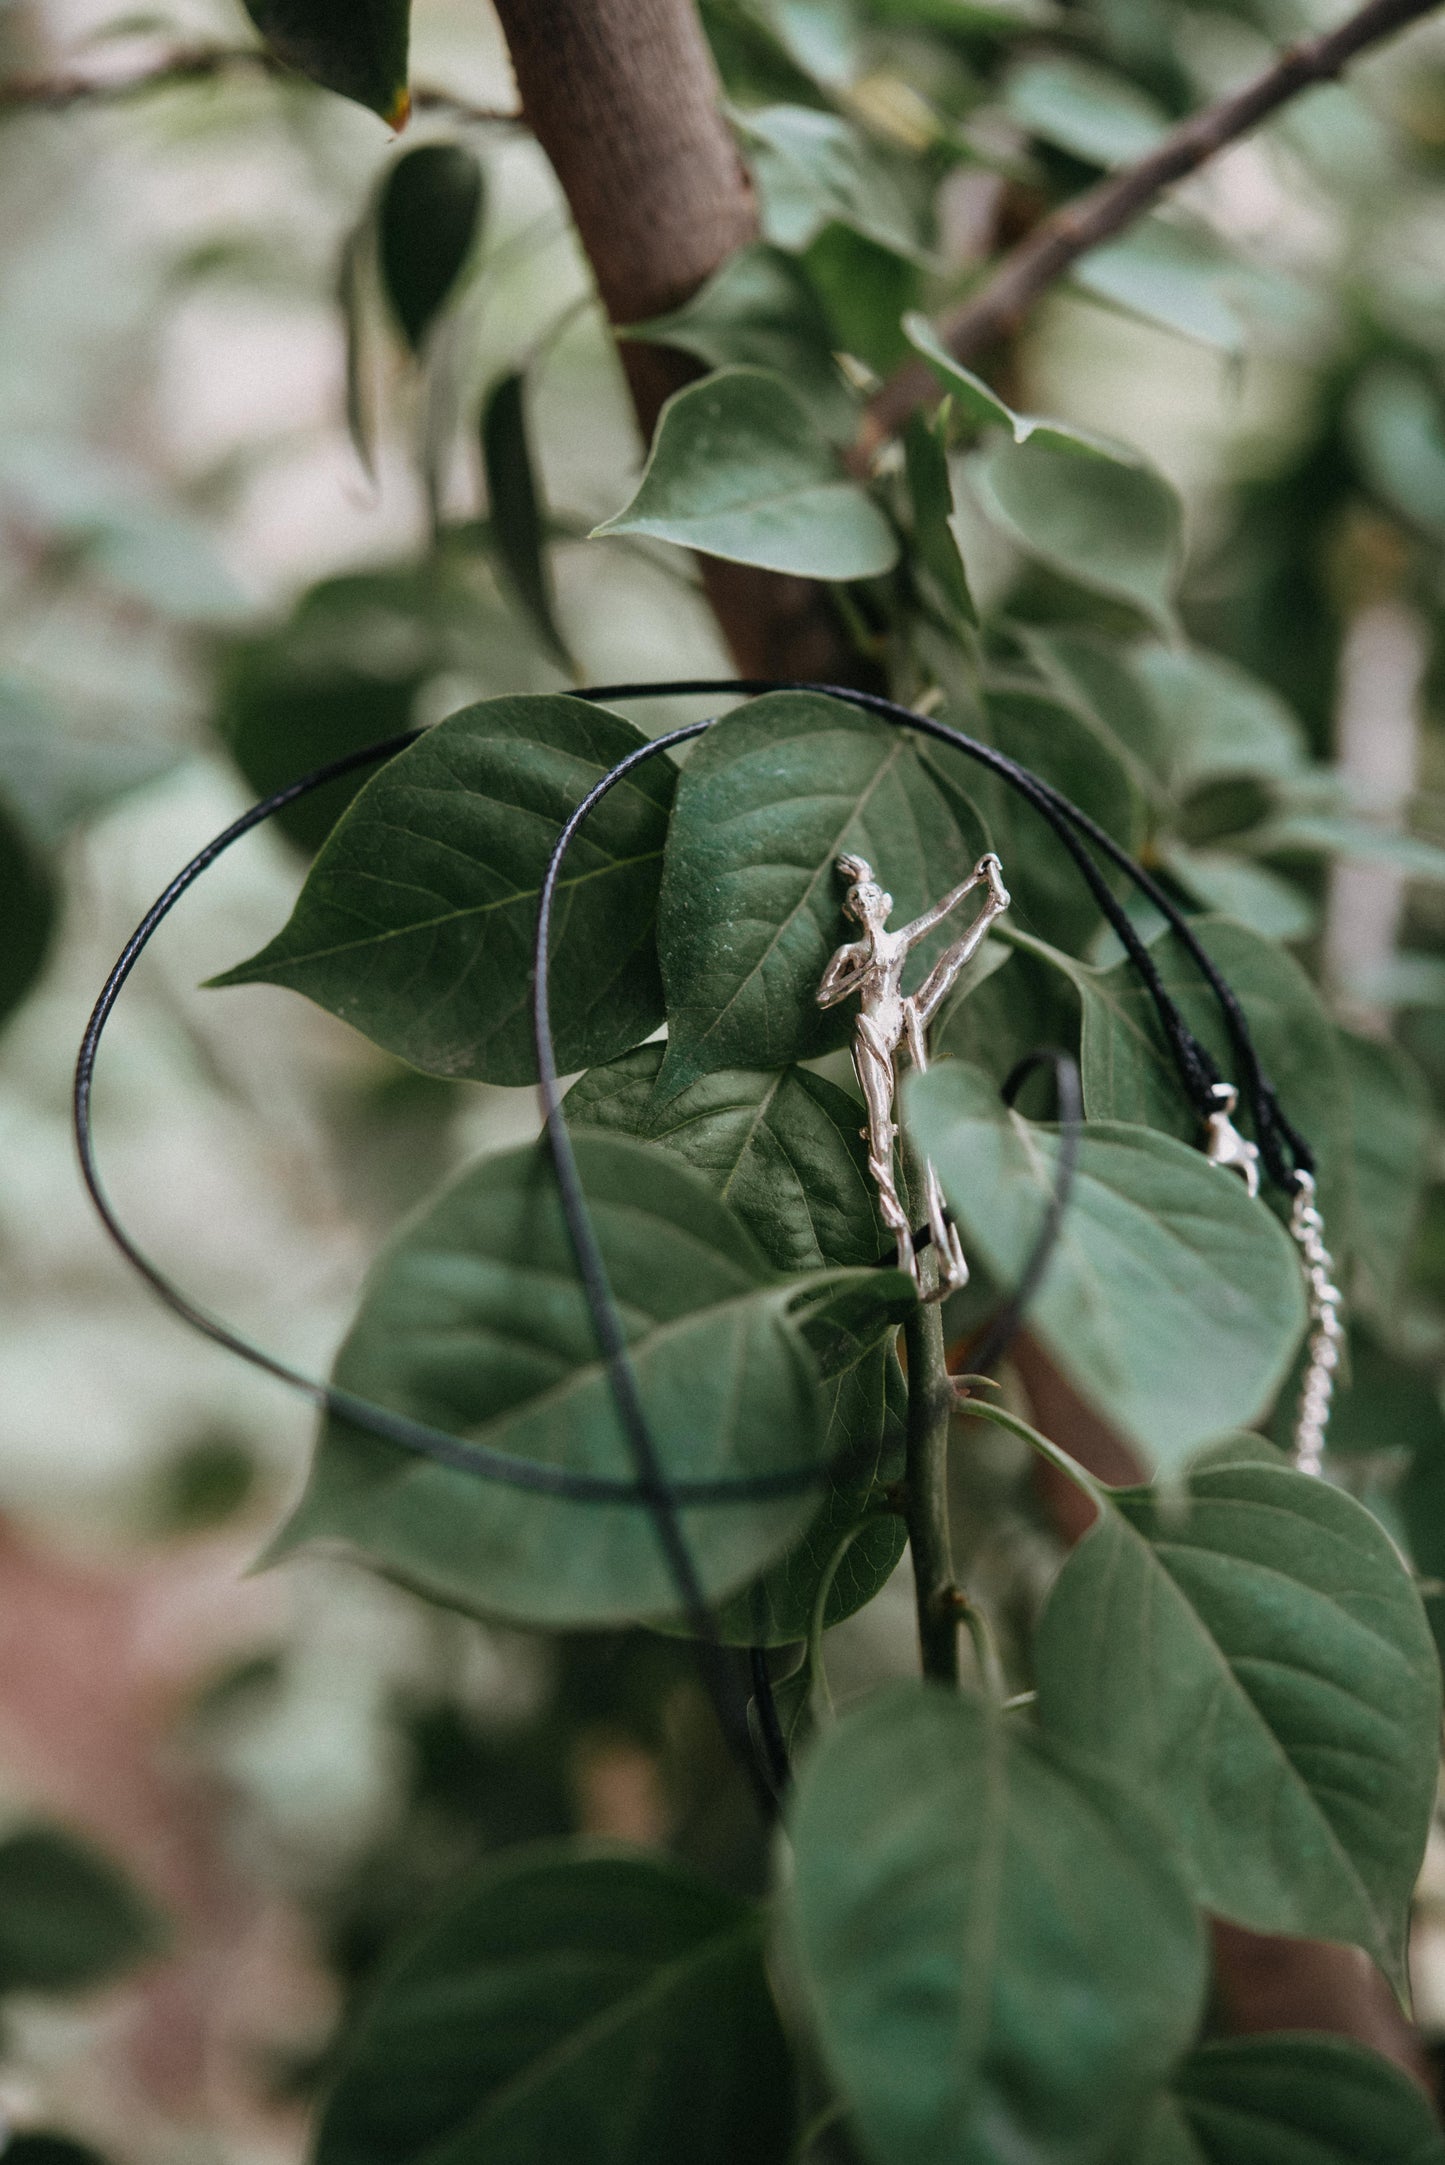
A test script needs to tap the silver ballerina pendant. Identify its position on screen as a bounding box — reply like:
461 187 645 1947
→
818 850 1011 1302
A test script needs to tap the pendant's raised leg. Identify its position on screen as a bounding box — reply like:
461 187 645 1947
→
853 1031 915 1284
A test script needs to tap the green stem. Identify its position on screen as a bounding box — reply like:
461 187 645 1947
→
903 1298 961 1684
807 1516 878 1721
959 1395 1106 1505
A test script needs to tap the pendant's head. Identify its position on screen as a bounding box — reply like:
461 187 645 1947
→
838 854 891 929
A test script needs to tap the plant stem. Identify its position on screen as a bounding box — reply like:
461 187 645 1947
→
858 0 1444 454
903 1298 961 1685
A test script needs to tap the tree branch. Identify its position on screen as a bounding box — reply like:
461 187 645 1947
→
860 0 1443 457
0 45 519 126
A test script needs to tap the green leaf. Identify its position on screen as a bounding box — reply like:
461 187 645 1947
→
655 691 988 1095
1074 916 1353 1237
314 1843 796 2165
907 1060 1308 1467
1125 2035 1445 2165
272 1133 901 1627
481 373 571 668
377 143 485 352
968 433 1182 630
0 1825 165 1996
3 2137 112 2165
241 0 409 122
934 931 1082 1085
593 367 898 580
1004 55 1169 166
564 1044 883 1273
1018 627 1174 798
0 674 175 845
1035 1459 1440 1990
1071 220 1245 353
903 314 1122 456
0 790 56 1032
1130 643 1306 791
1339 1030 1430 1317
622 244 853 438
971 683 1142 953
211 695 674 1087
1158 844 1316 944
736 102 931 259
566 1046 907 1642
784 1682 1207 2165
904 408 976 630
1245 811 1445 883
1349 361 1445 543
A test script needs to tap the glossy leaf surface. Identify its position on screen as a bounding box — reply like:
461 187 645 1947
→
272 1134 895 1627
785 1683 1206 2165
377 143 483 349
593 367 898 579
656 691 988 1094
213 695 674 1085
315 1844 795 2165
242 0 409 121
908 1061 1307 1466
1035 1460 1439 1988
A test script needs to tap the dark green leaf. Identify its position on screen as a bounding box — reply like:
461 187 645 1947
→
315 1843 795 2165
272 1133 903 1626
1035 1459 1440 1989
566 1046 906 1641
242 0 409 122
1349 361 1445 543
1123 2035 1445 2164
0 791 55 1033
968 433 1182 630
3 2137 112 2165
969 683 1142 953
378 143 485 351
622 244 853 438
0 1825 165 1995
656 691 988 1094
564 1044 883 1272
1131 643 1306 791
212 695 674 1086
907 1060 1308 1467
593 367 898 579
785 1683 1206 2165
481 373 571 668
1018 627 1174 798
904 408 976 630
904 314 1117 454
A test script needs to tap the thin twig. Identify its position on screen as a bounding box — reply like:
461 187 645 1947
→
0 44 519 125
860 0 1443 455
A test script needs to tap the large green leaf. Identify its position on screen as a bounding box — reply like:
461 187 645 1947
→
1130 644 1306 792
212 695 675 1086
1123 2035 1445 2164
970 683 1142 953
907 1061 1307 1467
0 1825 165 1996
784 1683 1206 2165
904 315 1124 457
1073 916 1353 1238
1034 1459 1439 1989
1071 220 1245 353
565 1044 882 1273
242 0 409 122
271 1133 904 1627
904 409 976 632
567 1046 906 1641
377 143 484 351
592 367 898 580
655 691 988 1095
737 103 931 260
315 1844 795 2165
968 433 1182 630
622 244 853 437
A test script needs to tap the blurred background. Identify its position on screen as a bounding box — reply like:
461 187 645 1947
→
1 0 1445 2152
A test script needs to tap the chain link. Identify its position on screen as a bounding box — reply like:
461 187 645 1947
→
1289 1171 1342 1476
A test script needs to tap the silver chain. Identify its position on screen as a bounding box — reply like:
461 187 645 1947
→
1289 1170 1343 1477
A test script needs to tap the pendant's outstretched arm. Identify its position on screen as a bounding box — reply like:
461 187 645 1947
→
897 851 1008 950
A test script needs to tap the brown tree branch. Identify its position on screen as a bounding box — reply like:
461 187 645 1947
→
0 45 518 125
860 0 1444 458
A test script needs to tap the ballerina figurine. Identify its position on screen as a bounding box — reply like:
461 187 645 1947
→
818 849 1010 1300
